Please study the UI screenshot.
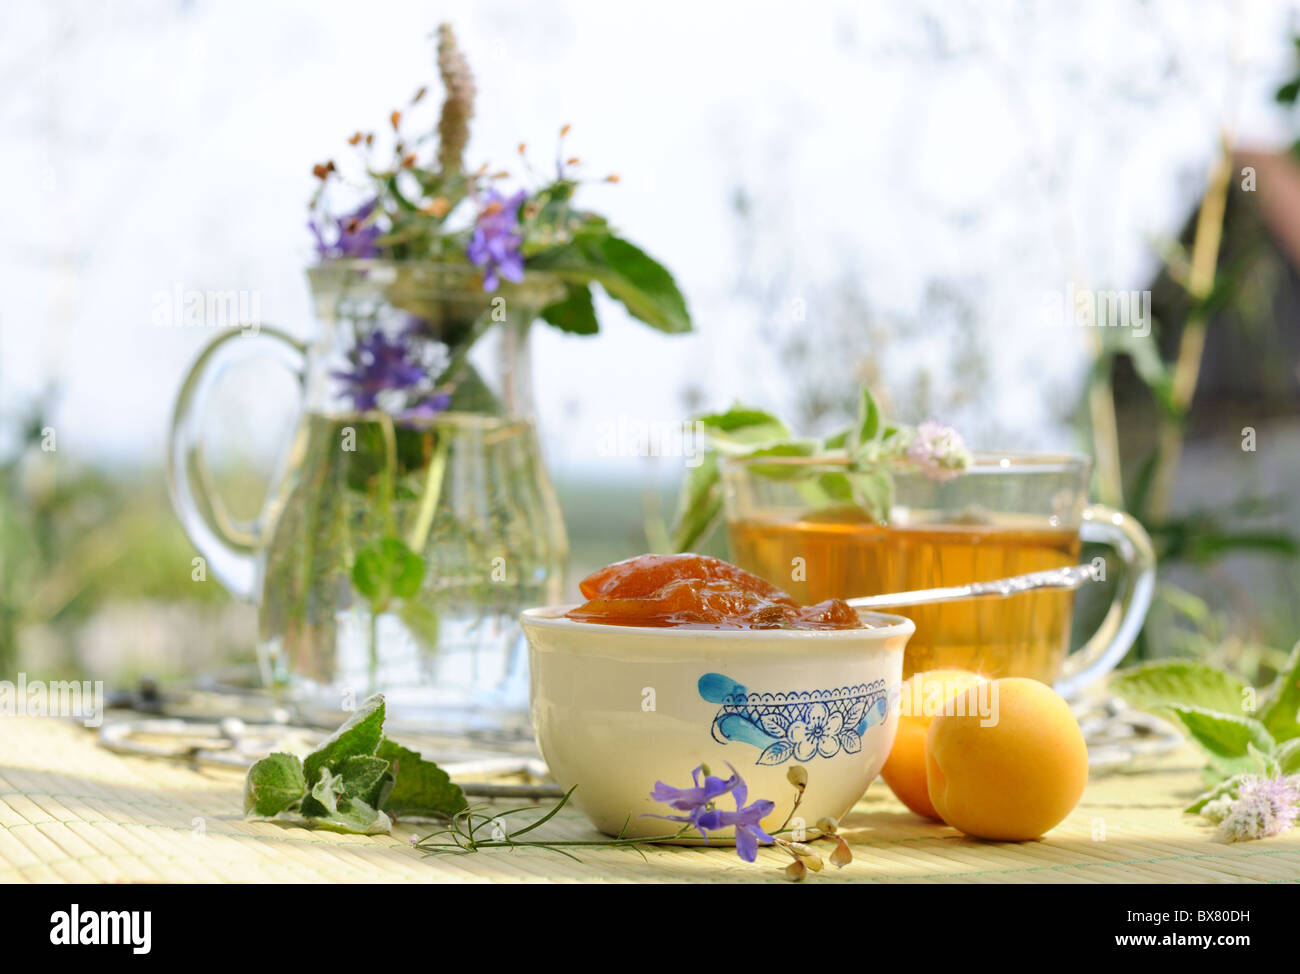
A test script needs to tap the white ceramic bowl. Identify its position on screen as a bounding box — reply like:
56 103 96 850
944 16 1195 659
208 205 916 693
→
522 606 915 840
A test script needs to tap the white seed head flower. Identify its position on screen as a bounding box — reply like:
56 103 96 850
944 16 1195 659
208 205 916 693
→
905 421 972 481
1216 774 1300 842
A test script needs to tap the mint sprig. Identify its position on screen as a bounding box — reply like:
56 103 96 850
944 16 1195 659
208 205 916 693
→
243 752 307 818
351 536 426 610
310 24 693 339
529 231 692 335
1259 641 1300 741
668 384 950 551
1109 659 1250 717
376 739 465 818
1111 641 1300 787
244 694 467 834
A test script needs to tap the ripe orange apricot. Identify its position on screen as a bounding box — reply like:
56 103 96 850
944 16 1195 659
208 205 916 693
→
879 669 984 820
926 677 1088 841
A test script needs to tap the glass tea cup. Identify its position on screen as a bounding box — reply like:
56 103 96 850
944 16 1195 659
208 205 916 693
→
721 453 1154 697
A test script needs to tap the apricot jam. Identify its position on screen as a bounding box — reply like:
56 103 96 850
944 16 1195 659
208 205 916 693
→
566 553 865 630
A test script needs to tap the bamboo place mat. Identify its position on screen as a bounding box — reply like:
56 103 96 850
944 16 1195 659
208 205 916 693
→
0 715 1297 884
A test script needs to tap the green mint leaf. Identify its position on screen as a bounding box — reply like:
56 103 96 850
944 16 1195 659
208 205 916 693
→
1258 640 1300 742
1167 705 1276 776
850 385 881 451
301 693 386 790
592 232 691 335
668 410 800 549
529 231 692 334
737 441 818 479
540 283 599 335
243 752 307 817
1247 741 1280 776
815 472 855 503
307 768 392 834
1110 659 1251 717
398 598 441 650
1273 737 1300 775
1185 773 1246 814
669 452 722 553
352 537 426 605
822 428 850 451
310 767 345 815
848 468 893 522
337 755 391 807
694 406 790 455
318 798 391 835
376 738 467 818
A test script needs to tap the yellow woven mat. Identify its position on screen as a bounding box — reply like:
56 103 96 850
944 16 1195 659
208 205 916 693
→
1 716 1297 883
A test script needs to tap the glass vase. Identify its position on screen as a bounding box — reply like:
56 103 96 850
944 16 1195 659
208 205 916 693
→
169 261 569 733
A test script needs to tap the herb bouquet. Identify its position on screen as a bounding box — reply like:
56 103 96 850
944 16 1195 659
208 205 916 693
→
175 23 691 731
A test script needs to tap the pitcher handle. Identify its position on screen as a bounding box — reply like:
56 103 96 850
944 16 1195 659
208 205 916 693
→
167 328 307 601
1054 503 1157 698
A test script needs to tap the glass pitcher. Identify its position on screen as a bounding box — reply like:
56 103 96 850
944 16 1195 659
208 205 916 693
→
168 262 568 730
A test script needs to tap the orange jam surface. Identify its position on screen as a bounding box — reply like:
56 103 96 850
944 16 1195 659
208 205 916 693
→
565 553 865 630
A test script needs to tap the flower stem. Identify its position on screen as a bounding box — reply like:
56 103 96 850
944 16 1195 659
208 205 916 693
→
436 308 496 389
406 432 449 554
367 607 379 693
1147 131 1233 521
375 410 399 536
777 787 805 833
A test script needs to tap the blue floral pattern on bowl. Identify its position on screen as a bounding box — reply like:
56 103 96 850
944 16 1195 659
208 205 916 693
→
698 672 890 766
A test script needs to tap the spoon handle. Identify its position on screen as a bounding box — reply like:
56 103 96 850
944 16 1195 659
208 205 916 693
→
847 563 1100 611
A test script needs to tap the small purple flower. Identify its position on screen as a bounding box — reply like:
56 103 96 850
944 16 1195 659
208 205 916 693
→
332 329 450 420
466 189 527 291
398 392 453 419
906 420 972 481
333 331 423 410
645 764 739 837
697 776 777 862
310 198 383 260
647 763 776 861
1216 775 1300 842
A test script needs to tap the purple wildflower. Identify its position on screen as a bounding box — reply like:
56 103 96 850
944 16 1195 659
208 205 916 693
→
466 189 526 291
646 764 740 837
398 392 453 419
1216 775 1300 842
696 774 777 862
905 420 972 481
332 329 450 420
333 331 424 410
310 198 383 261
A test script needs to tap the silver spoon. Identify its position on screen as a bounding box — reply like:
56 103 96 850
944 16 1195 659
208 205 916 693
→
847 562 1101 611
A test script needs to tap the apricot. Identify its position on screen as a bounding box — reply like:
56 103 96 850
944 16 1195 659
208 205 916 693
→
880 669 985 819
926 677 1088 841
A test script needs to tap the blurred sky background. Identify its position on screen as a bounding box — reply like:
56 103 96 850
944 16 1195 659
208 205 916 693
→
5 0 1300 483
7 0 1300 688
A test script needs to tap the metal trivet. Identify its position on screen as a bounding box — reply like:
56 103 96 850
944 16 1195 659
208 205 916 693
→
97 678 564 800
1073 695 1185 771
95 679 1182 803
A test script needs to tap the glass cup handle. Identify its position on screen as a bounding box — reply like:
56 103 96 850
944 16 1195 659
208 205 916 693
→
167 327 307 602
1054 503 1157 699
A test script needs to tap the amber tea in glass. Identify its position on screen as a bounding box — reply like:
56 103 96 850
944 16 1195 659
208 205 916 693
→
722 455 1154 696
